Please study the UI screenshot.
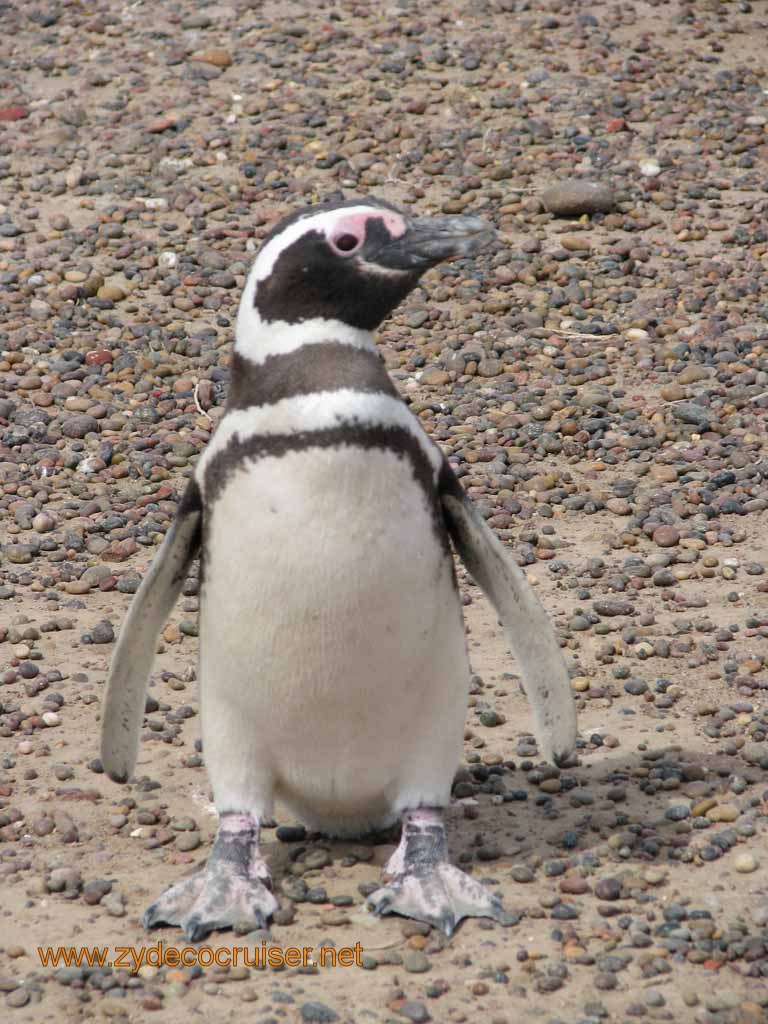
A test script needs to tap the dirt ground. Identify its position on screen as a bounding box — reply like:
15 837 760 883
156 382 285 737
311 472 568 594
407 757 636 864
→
2 0 768 1022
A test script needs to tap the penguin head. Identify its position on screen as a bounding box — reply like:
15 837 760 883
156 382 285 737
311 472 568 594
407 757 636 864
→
236 197 493 349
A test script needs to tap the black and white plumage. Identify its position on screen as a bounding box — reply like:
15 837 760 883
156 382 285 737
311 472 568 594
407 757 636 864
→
101 197 577 940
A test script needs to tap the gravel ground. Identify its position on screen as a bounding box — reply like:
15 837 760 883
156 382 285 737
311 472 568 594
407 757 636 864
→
2 0 768 1021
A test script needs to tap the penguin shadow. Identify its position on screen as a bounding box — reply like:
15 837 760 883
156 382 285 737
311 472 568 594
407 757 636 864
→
441 742 762 872
257 742 762 910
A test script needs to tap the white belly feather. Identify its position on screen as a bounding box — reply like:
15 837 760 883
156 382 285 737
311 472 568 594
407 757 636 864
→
198 445 469 834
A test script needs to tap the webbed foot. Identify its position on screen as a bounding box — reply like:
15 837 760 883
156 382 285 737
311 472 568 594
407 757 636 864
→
143 812 277 942
366 807 504 937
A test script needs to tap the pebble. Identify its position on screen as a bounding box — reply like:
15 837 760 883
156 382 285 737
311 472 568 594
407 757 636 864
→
652 525 680 548
403 950 430 973
5 990 29 1008
91 621 115 644
300 1003 339 1023
393 1002 430 1023
594 878 622 901
706 804 740 823
541 179 616 216
735 853 758 873
1 3 768 1021
192 48 233 68
176 832 201 852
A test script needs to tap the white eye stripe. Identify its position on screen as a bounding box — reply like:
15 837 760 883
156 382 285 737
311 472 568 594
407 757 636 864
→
253 206 395 283
235 204 409 351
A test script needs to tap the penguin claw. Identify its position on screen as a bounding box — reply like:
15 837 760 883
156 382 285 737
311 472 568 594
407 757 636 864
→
437 910 456 938
141 907 161 931
183 915 207 944
183 903 270 943
142 871 205 931
370 893 391 916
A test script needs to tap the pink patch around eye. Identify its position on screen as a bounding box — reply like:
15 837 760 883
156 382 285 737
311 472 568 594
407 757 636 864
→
332 209 407 244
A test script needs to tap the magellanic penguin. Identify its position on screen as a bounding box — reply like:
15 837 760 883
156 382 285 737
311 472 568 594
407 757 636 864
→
101 197 577 941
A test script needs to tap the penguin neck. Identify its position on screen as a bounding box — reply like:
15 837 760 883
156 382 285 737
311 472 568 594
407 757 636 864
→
234 310 376 368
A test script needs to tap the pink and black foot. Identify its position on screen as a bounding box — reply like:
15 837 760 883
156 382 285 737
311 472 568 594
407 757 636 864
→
143 812 277 942
367 807 504 936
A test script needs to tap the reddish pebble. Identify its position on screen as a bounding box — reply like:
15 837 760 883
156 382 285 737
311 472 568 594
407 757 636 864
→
652 525 680 548
102 538 139 562
0 105 28 121
85 349 113 366
560 877 590 895
147 113 179 133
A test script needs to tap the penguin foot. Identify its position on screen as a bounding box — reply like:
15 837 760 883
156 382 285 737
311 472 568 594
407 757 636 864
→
142 812 278 942
366 807 504 937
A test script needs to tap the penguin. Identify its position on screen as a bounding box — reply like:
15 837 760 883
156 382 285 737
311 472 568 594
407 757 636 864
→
101 196 577 941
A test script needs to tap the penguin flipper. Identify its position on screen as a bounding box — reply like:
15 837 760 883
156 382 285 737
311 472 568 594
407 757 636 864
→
439 466 577 766
100 479 202 783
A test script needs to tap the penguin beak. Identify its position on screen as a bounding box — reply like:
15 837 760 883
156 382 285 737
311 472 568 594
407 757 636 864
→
375 214 495 271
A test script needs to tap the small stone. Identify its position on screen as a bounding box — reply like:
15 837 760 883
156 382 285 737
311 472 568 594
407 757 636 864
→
560 234 592 251
706 804 739 823
176 832 201 852
671 402 709 428
82 879 112 905
652 525 680 548
594 877 622 901
0 105 28 122
420 367 450 386
276 824 307 842
560 877 590 895
61 415 99 439
403 950 430 973
102 892 126 917
541 179 616 216
606 498 631 515
678 364 709 384
85 349 113 367
5 546 33 564
147 113 180 133
394 1001 430 1023
624 679 648 696
479 709 504 727
33 513 56 533
639 158 661 177
5 990 30 1008
539 778 561 794
734 853 758 873
300 1003 340 1023
742 743 767 765
96 284 126 302
192 48 233 68
91 621 115 644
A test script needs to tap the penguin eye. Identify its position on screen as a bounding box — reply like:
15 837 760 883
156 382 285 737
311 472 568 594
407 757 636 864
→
331 232 362 255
